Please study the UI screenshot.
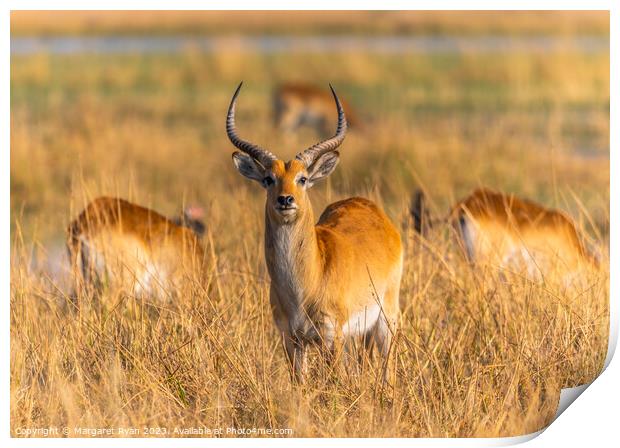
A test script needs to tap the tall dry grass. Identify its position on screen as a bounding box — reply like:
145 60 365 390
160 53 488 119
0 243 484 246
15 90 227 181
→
10 33 609 437
10 209 609 437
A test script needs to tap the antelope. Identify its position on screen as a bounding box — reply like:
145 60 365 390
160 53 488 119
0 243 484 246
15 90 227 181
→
67 197 206 300
228 83 403 383
273 82 361 137
411 188 599 281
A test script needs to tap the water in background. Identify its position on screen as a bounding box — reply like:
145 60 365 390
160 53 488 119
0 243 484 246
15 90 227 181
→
11 35 609 55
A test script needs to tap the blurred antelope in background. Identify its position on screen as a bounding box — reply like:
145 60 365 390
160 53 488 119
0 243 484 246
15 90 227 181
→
411 188 599 281
228 82 403 383
67 197 206 301
273 82 361 137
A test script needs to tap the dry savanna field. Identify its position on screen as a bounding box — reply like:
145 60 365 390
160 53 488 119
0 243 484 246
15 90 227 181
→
10 11 609 438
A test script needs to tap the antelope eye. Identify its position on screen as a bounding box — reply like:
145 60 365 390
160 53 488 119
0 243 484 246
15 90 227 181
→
262 176 274 187
299 176 308 186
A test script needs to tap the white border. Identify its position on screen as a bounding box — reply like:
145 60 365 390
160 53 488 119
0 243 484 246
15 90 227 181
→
2 1 618 10
4 2 616 447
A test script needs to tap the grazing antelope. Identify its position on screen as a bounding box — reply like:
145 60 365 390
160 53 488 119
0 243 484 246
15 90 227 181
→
273 82 361 137
411 188 598 280
67 197 206 300
228 82 403 383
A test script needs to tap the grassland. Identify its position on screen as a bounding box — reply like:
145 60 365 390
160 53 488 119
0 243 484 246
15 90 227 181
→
11 10 610 37
10 14 609 438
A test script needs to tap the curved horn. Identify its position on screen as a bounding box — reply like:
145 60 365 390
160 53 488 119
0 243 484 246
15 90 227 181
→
295 84 347 167
226 82 277 167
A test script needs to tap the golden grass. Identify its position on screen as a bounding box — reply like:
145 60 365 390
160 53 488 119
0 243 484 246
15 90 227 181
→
10 213 609 437
10 38 609 437
10 10 610 37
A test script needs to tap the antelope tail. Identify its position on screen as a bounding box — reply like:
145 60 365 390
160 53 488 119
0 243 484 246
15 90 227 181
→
66 220 82 275
410 189 448 236
65 219 86 307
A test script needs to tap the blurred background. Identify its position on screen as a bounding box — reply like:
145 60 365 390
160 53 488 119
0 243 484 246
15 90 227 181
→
10 11 609 266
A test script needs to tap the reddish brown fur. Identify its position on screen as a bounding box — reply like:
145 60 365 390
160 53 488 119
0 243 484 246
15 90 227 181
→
273 83 361 134
67 197 205 299
231 82 401 383
450 188 597 276
234 157 403 384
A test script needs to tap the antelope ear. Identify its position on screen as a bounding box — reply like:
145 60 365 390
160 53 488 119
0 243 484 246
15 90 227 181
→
307 151 340 186
232 151 265 183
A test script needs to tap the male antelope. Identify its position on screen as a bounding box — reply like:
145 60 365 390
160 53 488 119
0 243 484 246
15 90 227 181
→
228 83 403 383
412 188 598 280
273 82 361 137
67 197 206 300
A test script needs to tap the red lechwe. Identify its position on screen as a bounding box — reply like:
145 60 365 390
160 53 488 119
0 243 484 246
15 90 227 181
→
412 188 599 283
67 197 207 302
273 82 362 137
228 82 403 383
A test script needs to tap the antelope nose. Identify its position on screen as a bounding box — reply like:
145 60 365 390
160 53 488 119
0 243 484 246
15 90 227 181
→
277 195 295 207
